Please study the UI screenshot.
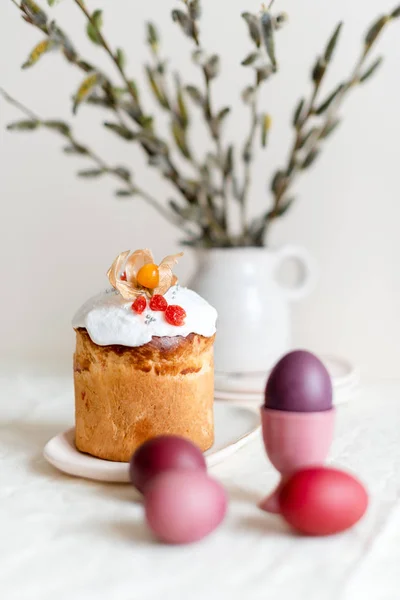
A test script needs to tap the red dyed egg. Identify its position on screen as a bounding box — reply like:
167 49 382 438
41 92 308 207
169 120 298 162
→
279 467 368 536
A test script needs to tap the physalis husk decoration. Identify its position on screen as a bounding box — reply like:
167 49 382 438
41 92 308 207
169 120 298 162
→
107 249 183 300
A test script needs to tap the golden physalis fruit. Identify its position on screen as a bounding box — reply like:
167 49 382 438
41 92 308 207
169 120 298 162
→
107 249 183 300
137 263 160 289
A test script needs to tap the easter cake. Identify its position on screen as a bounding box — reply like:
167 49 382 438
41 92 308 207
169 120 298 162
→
72 249 217 462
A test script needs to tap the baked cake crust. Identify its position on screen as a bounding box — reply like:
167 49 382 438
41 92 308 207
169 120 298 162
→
74 329 215 462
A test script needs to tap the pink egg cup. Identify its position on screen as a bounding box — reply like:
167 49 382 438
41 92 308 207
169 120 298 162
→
259 407 335 514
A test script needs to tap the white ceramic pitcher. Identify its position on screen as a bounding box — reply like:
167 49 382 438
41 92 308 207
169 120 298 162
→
188 246 316 374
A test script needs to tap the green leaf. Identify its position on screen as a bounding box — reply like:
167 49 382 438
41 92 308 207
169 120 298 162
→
179 236 208 248
217 107 231 124
260 10 277 69
115 48 126 70
293 98 305 127
320 119 340 139
146 22 159 52
273 12 289 30
47 0 57 6
73 73 100 114
86 9 103 45
242 12 261 48
247 222 264 245
43 120 70 135
224 145 234 177
312 57 326 84
86 24 100 44
214 114 229 133
324 22 343 63
22 39 55 69
104 122 135 140
185 85 204 107
63 144 87 155
271 170 286 194
115 189 136 198
359 57 383 83
302 148 320 169
315 84 344 115
392 6 400 18
114 166 131 181
171 9 194 38
261 113 272 147
146 67 169 109
241 52 259 66
299 127 317 148
365 15 389 47
188 0 201 20
171 119 191 159
21 0 48 28
204 55 220 80
138 115 154 130
243 141 252 164
242 86 255 104
77 168 105 178
86 95 110 108
92 9 103 29
273 197 294 217
176 79 189 129
156 61 167 75
127 80 140 103
48 24 77 61
192 49 205 65
7 120 39 131
257 65 273 84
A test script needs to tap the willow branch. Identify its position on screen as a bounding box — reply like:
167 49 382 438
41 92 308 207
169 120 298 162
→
171 5 231 241
13 0 200 212
176 12 229 231
142 24 230 247
0 88 192 234
240 76 261 235
264 11 398 238
270 75 323 216
73 0 192 189
73 0 139 108
147 38 203 172
201 65 228 230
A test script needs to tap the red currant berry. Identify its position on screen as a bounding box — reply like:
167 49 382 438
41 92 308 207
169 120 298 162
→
120 271 127 281
149 294 168 312
165 305 186 326
132 296 147 314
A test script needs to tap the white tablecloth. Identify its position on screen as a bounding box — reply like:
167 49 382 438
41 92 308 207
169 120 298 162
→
1 373 400 600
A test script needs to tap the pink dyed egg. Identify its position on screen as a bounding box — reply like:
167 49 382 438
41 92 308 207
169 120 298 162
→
279 467 369 536
144 470 227 544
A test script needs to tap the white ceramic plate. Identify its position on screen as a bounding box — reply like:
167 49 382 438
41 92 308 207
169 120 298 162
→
43 403 260 483
215 355 359 397
214 380 359 407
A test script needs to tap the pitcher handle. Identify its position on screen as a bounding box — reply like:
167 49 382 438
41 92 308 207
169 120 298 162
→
274 245 317 302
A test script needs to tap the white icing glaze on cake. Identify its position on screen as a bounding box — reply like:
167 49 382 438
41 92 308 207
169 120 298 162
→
72 285 217 348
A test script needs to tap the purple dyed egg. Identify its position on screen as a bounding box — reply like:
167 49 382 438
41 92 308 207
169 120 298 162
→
265 350 332 413
129 436 206 493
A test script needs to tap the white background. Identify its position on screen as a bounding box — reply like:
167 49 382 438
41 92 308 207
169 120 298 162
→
1 0 399 377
